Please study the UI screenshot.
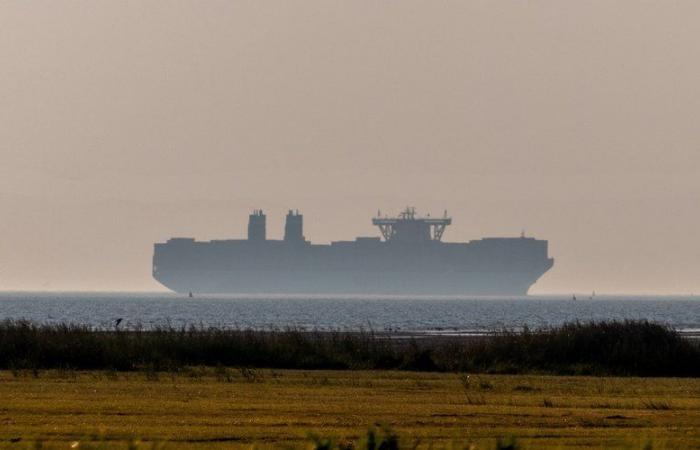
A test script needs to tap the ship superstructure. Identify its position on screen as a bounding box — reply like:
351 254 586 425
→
153 208 554 295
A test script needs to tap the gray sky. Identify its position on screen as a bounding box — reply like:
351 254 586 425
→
1 1 699 293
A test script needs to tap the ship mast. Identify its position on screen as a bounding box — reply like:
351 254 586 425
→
372 207 452 242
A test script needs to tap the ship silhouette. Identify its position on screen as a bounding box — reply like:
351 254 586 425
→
153 207 554 295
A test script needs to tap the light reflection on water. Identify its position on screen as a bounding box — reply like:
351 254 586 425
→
0 292 699 333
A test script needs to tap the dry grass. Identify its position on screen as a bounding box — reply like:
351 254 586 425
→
0 369 698 449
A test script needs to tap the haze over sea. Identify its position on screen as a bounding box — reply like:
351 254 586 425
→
1 292 699 335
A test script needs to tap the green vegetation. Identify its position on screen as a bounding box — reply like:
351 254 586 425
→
0 320 697 376
1 369 698 449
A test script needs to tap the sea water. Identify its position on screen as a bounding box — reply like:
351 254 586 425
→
1 292 699 334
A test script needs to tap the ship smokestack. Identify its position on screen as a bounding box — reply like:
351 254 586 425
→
284 210 304 243
248 209 266 241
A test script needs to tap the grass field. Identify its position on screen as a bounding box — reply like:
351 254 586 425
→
1 369 699 449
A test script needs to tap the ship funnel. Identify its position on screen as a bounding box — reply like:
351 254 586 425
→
248 209 266 241
284 210 304 243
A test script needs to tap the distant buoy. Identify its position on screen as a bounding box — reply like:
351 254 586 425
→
188 291 193 298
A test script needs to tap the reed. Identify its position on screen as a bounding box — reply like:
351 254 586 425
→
0 319 697 376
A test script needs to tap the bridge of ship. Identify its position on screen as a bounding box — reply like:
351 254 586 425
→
372 207 452 243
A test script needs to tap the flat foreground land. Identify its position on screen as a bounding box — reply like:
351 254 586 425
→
1 370 699 449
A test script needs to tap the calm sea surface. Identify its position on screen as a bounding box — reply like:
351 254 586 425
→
1 292 700 334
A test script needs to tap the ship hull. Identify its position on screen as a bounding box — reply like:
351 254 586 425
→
153 237 554 296
153 268 550 295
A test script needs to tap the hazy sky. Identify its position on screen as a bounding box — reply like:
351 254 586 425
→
1 1 699 293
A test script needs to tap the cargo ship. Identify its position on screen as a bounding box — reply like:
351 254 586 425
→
153 208 554 295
